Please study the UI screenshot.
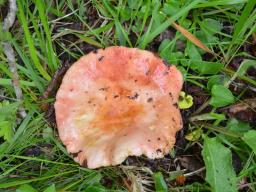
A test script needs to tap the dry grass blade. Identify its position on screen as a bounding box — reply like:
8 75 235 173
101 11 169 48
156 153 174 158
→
172 22 213 54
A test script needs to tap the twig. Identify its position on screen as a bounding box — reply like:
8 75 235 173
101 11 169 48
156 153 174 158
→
238 182 256 190
183 167 205 177
2 0 17 31
2 0 26 118
41 61 71 100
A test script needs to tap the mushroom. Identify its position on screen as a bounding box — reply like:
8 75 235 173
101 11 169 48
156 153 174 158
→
55 46 183 168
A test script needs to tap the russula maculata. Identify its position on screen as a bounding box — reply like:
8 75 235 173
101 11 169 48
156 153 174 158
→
55 46 183 168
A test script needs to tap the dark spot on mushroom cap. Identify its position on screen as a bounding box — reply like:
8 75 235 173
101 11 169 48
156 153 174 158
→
99 87 109 91
148 139 151 142
145 70 150 76
169 92 173 98
147 98 153 102
163 59 172 66
163 71 169 75
156 149 162 153
134 79 138 82
98 56 104 61
71 150 82 158
113 95 119 98
127 92 139 100
88 100 92 104
93 49 98 54
157 137 161 141
82 159 87 167
173 103 178 108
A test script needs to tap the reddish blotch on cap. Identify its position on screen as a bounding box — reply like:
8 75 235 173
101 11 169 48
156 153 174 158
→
55 46 183 169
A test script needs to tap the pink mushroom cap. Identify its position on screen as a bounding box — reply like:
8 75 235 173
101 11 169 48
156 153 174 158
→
55 46 183 168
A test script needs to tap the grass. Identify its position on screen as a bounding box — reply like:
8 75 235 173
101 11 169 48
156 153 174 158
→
0 0 256 191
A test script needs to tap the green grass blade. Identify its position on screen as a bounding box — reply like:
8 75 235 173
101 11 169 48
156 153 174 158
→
232 0 256 43
0 78 36 87
35 0 59 71
17 0 51 81
75 34 103 48
139 0 201 48
12 40 45 92
0 170 77 188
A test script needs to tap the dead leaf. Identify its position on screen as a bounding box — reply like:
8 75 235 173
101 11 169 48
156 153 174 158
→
176 175 186 186
219 98 256 122
172 22 213 54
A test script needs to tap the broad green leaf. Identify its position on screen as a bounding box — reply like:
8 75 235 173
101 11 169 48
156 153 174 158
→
158 39 173 61
201 18 223 35
186 42 202 61
120 7 132 21
170 52 184 64
185 43 223 74
43 184 56 192
0 121 13 142
16 184 37 192
227 118 251 133
153 172 168 192
191 61 224 75
207 75 230 91
209 85 235 107
242 130 256 154
202 137 237 192
128 0 140 9
0 101 19 142
158 39 171 53
162 1 180 16
0 101 20 118
84 183 107 192
221 118 250 142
